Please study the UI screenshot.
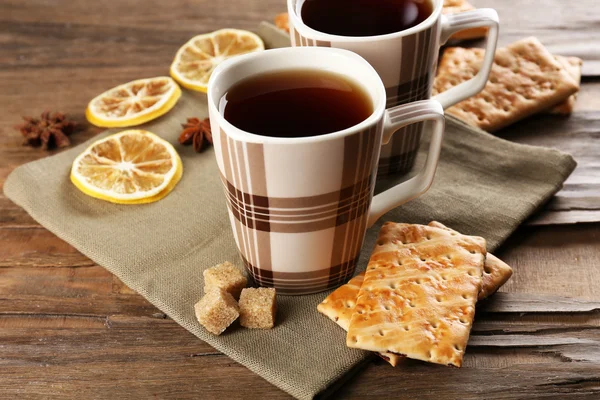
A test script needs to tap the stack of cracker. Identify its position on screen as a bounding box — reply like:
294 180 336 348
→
318 221 513 367
195 262 277 335
433 37 583 131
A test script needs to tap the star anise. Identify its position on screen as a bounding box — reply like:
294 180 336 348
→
178 117 213 152
16 111 77 150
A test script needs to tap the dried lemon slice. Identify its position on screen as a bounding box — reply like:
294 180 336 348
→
86 77 181 128
170 29 264 93
71 130 182 204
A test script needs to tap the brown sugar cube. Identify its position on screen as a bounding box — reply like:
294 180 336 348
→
194 289 239 335
203 261 247 299
239 288 277 329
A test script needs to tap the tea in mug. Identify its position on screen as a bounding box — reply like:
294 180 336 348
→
220 69 372 138
301 0 432 37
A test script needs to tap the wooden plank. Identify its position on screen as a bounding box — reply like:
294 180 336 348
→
497 110 600 224
574 81 600 110
0 315 219 362
545 195 600 211
469 334 597 348
335 361 600 399
0 197 40 228
528 210 600 226
478 293 600 313
0 264 159 316
473 312 600 334
474 0 600 77
491 225 600 299
0 229 93 268
0 293 157 317
498 111 600 194
0 313 598 398
0 360 288 399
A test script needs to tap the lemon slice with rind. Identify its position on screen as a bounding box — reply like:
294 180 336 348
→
170 29 264 93
86 77 181 128
71 130 182 204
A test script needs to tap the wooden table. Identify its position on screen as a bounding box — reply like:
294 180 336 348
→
1 0 599 398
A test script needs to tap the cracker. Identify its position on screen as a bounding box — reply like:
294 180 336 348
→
318 272 403 366
433 37 579 132
317 273 364 331
442 0 487 40
346 223 486 367
548 56 582 115
274 12 290 33
428 221 512 299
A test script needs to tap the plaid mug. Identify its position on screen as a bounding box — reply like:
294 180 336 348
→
288 0 499 175
208 47 444 294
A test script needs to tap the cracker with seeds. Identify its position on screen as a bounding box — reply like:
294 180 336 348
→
346 222 486 367
548 56 582 115
433 37 579 132
442 0 488 40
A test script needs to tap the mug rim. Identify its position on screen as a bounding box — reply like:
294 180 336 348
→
207 47 386 144
287 0 443 42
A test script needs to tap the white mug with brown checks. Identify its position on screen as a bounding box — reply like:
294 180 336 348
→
208 47 444 295
288 0 499 175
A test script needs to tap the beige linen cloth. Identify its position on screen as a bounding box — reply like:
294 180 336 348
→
4 25 576 400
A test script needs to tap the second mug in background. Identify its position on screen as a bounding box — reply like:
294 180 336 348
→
288 0 499 175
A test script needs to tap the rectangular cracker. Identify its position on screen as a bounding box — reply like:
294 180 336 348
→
317 273 363 331
346 223 486 367
427 221 512 299
548 56 582 115
318 272 403 366
442 0 487 40
433 37 579 132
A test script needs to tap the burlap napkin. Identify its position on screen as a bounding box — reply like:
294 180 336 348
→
4 25 576 400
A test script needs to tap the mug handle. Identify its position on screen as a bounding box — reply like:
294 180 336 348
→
433 9 499 109
367 100 445 227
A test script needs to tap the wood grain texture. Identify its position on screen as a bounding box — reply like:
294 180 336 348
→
478 292 600 313
1 0 599 399
472 0 600 77
498 110 600 225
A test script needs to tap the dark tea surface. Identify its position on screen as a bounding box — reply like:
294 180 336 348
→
300 0 432 37
220 69 372 138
